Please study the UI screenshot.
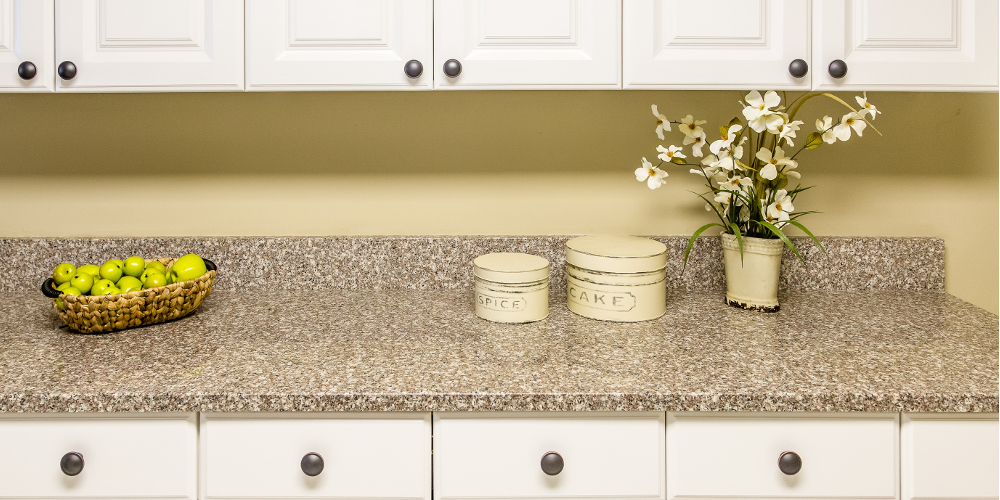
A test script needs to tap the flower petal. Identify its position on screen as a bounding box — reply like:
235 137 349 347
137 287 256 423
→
760 164 778 180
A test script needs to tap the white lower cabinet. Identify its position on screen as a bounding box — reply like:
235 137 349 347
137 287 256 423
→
200 412 432 500
433 412 665 500
0 412 197 499
666 412 899 499
902 413 1000 500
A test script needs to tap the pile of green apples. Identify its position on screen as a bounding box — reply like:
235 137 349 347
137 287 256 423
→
50 254 208 310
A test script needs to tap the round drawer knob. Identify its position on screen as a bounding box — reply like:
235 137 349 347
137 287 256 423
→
778 451 802 475
828 59 848 79
57 61 77 81
17 61 36 80
540 452 563 476
301 452 324 476
60 452 84 476
443 58 462 78
788 58 808 78
404 59 423 79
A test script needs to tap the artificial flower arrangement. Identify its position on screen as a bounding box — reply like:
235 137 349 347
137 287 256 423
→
638 90 882 263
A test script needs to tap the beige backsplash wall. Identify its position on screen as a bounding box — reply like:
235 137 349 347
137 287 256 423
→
0 91 996 313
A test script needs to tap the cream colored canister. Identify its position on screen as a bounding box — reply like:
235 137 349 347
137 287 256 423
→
565 235 667 322
473 253 549 323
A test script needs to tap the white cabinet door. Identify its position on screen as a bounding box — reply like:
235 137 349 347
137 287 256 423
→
0 413 197 499
0 1 54 92
434 0 621 89
666 412 898 499
814 0 999 91
55 0 244 92
624 0 811 90
201 413 431 500
434 412 665 500
246 0 433 91
902 413 1000 500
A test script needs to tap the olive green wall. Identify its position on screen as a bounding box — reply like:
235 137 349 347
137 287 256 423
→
0 91 996 313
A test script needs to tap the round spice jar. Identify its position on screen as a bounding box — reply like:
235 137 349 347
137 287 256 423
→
473 253 550 323
565 235 667 322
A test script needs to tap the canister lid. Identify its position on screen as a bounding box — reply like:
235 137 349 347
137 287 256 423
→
473 252 550 283
565 235 667 273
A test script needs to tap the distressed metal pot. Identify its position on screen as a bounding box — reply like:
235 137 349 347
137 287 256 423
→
721 233 783 312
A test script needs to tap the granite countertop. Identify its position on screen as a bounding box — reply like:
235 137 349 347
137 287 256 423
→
1 288 996 413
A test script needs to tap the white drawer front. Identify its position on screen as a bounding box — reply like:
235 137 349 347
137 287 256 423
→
902 414 999 500
666 413 898 499
201 413 431 500
0 413 197 499
434 412 665 500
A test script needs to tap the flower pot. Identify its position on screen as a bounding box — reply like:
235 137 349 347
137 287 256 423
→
720 233 783 312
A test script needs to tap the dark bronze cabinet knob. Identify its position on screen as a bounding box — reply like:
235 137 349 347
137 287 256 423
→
57 61 77 80
301 452 324 476
443 59 462 78
828 59 847 79
60 452 84 476
778 451 802 475
17 61 36 80
404 59 423 79
788 59 808 78
540 451 563 476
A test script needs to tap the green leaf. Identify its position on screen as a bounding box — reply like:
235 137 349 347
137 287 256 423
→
804 132 823 149
783 219 827 255
728 222 744 266
728 116 742 128
755 220 804 262
683 223 722 271
671 157 687 165
774 173 789 190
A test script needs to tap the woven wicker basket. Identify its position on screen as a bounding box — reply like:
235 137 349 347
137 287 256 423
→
41 258 216 334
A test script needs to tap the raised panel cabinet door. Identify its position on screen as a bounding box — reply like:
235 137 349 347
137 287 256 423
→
0 0 54 92
814 0 999 91
901 413 1000 500
434 412 665 500
624 0 811 90
666 412 898 499
0 413 197 499
434 0 621 89
200 413 431 500
55 0 244 92
246 0 433 90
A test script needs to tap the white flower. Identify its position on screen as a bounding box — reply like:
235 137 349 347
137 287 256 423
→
635 157 668 189
742 90 782 132
765 189 794 226
776 120 804 147
678 115 707 139
855 92 880 120
718 175 753 194
652 104 671 140
709 124 743 156
683 130 707 157
833 112 866 141
756 146 796 180
712 148 738 170
656 144 686 162
816 116 837 144
714 191 733 205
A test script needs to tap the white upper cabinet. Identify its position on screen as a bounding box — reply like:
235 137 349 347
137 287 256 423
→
55 0 244 92
0 1 54 92
433 0 621 89
624 0 811 90
814 0 999 91
246 0 433 91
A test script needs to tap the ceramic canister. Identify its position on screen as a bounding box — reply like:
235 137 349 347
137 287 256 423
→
565 235 667 322
473 253 550 323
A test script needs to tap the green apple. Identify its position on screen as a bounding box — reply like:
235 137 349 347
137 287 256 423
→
144 261 167 275
142 272 168 289
99 261 123 283
56 282 73 292
91 279 116 296
69 272 94 294
109 259 125 268
116 276 143 293
93 286 117 296
168 254 207 283
52 263 76 286
56 286 82 311
122 256 146 278
140 269 164 285
77 264 101 279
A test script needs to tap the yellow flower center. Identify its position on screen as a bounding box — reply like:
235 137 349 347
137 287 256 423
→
775 203 783 211
648 168 657 177
759 104 766 110
846 118 855 125
656 119 663 125
770 158 778 164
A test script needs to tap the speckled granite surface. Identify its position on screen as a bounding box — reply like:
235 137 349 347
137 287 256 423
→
2 289 994 413
2 236 944 294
